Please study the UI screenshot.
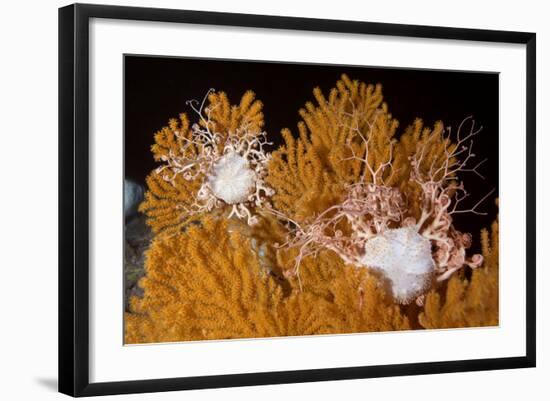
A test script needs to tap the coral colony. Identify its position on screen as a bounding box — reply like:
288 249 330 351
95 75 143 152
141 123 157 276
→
127 75 499 343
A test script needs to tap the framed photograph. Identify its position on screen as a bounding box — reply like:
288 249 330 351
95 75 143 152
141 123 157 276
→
59 3 536 397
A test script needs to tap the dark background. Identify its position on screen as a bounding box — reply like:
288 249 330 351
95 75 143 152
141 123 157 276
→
125 55 499 247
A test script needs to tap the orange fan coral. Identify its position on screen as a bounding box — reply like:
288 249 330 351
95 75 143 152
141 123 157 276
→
125 217 286 343
266 74 396 222
277 250 411 333
266 74 455 225
139 89 273 236
125 217 410 344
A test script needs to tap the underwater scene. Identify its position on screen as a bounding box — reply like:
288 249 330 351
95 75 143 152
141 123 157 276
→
124 56 499 344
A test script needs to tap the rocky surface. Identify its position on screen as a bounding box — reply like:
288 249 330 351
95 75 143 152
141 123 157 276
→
124 213 152 310
124 179 151 311
125 179 144 219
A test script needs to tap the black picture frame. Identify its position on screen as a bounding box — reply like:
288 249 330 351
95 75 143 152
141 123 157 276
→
58 3 536 397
